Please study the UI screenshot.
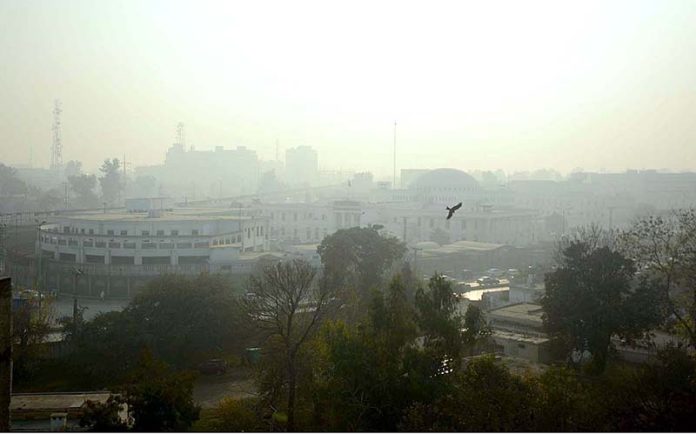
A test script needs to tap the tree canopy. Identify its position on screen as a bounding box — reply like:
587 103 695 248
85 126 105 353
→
542 240 663 371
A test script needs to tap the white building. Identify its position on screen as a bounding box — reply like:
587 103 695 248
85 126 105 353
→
38 207 269 267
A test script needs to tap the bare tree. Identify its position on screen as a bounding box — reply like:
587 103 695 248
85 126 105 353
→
244 259 334 431
618 209 696 347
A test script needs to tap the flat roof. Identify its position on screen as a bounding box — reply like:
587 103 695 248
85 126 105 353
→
420 240 507 257
492 330 550 345
11 392 112 411
488 303 545 326
52 208 255 223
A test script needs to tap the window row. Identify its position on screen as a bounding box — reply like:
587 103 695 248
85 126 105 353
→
60 227 201 236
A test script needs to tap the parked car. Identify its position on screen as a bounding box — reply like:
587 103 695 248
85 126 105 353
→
477 276 501 287
198 359 228 375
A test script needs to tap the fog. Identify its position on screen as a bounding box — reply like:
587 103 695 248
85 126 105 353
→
2 2 696 432
2 0 696 175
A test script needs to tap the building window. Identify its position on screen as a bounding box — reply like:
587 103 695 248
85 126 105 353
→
192 229 199 236
171 230 179 236
194 241 209 248
142 241 156 249
107 230 114 236
120 230 128 236
142 230 150 236
83 240 94 247
88 229 94 235
80 228 85 234
176 242 192 249
58 239 66 246
108 241 120 248
123 242 136 249
156 230 164 236
95 241 106 248
63 226 70 233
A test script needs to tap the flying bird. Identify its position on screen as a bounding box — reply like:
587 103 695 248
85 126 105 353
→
446 202 462 220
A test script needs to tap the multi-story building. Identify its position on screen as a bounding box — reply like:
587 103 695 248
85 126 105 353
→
28 199 270 297
285 146 318 187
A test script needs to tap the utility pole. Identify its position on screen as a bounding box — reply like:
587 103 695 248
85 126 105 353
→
393 121 397 190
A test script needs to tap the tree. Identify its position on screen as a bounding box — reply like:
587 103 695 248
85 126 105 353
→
123 350 200 432
244 259 334 432
99 158 122 205
462 304 491 352
0 163 27 196
67 274 245 387
400 356 537 431
310 275 419 431
64 160 82 178
68 174 99 208
317 226 406 310
12 298 53 380
542 240 662 372
619 210 696 348
415 274 463 360
79 396 129 432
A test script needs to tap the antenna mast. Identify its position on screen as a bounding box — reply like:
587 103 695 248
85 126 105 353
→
51 100 63 170
393 121 397 189
176 122 186 149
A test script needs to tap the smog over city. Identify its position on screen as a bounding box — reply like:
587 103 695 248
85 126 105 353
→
1 1 696 432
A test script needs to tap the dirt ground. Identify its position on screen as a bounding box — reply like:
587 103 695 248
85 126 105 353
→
193 367 258 409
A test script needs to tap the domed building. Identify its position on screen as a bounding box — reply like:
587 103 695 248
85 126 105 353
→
409 168 483 205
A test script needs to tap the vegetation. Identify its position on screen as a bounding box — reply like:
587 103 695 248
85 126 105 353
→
542 237 663 371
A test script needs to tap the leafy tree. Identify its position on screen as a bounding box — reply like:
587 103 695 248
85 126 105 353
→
317 226 406 309
99 158 122 205
462 304 491 352
0 163 28 196
203 397 266 432
311 276 418 431
619 210 696 347
415 274 463 360
400 356 537 431
542 240 662 372
12 298 53 380
68 174 99 208
244 259 334 432
601 344 696 431
67 274 244 387
79 396 129 432
64 160 82 178
123 350 200 432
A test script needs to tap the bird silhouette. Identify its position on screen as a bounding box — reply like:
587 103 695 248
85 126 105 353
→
446 202 462 220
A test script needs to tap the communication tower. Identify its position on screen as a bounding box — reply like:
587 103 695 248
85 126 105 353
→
50 100 63 170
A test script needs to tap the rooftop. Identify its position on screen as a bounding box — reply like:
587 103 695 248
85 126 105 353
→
488 303 545 327
49 208 255 223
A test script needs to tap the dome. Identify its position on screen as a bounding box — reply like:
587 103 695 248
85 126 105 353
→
410 168 480 192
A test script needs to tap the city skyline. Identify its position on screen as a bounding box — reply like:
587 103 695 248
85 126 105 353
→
2 0 696 176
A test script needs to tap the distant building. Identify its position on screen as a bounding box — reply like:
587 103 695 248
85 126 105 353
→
136 143 261 199
285 146 318 187
24 205 269 297
487 303 552 363
11 392 128 432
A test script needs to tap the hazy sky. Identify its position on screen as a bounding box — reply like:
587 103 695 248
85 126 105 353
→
1 0 695 177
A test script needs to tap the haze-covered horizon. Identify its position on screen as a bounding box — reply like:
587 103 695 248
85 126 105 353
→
2 0 696 177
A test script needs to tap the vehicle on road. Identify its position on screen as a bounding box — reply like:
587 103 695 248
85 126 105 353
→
477 276 501 287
